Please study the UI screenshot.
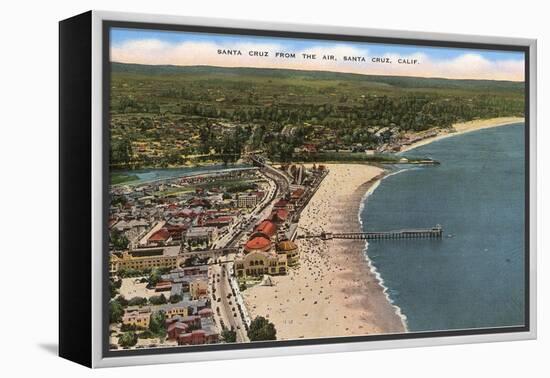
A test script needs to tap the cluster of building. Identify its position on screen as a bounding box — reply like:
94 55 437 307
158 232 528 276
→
117 264 218 347
121 297 208 329
110 116 243 168
157 266 209 300
109 161 328 348
109 169 272 348
234 164 327 278
290 125 433 154
109 169 267 273
110 115 196 165
120 298 218 346
166 309 219 345
368 127 441 153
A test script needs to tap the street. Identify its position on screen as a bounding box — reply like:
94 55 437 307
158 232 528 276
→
209 160 290 343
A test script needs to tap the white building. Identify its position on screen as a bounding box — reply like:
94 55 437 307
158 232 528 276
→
237 194 258 208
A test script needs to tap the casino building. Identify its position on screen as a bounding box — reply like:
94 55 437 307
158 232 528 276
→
234 214 299 277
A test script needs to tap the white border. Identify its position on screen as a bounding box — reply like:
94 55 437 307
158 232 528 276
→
90 10 537 368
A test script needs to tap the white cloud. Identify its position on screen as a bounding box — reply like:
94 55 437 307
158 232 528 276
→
111 39 524 81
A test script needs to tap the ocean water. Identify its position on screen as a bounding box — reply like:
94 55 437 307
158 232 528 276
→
360 124 526 332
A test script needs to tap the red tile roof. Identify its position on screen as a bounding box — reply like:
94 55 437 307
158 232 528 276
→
155 281 172 289
303 143 317 153
189 198 211 208
205 216 233 225
165 224 188 232
254 220 277 237
167 321 189 333
273 199 288 208
149 228 171 242
270 209 289 223
291 188 305 199
245 236 272 252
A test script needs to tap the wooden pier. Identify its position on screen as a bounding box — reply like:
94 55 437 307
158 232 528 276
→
299 225 443 241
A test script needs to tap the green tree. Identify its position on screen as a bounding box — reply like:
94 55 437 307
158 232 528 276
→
118 331 138 348
109 300 124 324
148 267 162 287
138 329 154 339
221 329 237 343
115 295 129 307
110 229 129 250
198 121 213 154
149 310 167 337
110 138 133 168
169 294 183 304
149 294 167 305
247 316 276 341
109 279 121 298
127 296 148 307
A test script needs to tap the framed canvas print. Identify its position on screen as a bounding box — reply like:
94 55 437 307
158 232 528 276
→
59 10 537 368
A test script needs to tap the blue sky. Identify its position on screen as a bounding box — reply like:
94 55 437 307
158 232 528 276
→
110 28 525 81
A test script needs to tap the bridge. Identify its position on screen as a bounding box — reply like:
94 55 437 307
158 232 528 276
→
298 225 443 240
249 154 291 195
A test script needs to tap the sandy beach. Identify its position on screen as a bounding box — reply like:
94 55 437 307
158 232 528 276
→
243 164 406 340
401 116 524 152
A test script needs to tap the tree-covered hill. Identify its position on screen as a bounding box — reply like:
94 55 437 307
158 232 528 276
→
111 62 524 92
109 62 524 169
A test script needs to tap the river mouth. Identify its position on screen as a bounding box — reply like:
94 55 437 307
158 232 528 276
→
111 163 252 185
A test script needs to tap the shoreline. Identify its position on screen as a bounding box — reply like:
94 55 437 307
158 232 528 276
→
243 164 406 340
357 168 411 328
400 116 524 153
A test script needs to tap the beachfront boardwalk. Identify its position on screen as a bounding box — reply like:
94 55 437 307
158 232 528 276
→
298 225 443 240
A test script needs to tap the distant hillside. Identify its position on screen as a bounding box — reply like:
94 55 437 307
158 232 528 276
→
111 62 524 92
109 61 524 170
